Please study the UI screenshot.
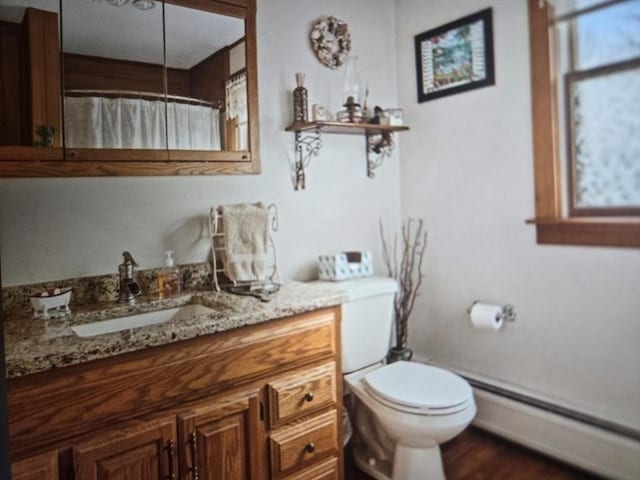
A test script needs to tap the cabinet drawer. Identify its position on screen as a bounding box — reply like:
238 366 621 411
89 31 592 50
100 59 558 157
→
268 362 336 427
282 457 338 480
269 410 339 476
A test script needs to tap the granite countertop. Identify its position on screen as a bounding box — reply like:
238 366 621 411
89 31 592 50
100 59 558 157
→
4 282 346 379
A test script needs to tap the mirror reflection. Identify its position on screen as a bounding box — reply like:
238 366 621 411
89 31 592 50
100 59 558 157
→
1 0 250 154
61 0 248 152
0 0 61 148
164 2 247 152
61 0 165 149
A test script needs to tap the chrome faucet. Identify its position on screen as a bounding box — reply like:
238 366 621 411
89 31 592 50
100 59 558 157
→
118 251 142 304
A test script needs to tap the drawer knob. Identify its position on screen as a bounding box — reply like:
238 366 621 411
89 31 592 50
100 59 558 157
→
305 442 316 453
304 392 314 402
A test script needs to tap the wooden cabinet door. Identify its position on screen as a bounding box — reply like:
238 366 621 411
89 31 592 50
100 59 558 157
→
178 390 265 480
73 414 177 480
12 450 58 480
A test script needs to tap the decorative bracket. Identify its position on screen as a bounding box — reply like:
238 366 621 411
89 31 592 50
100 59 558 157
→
286 121 408 190
294 129 322 190
366 132 395 178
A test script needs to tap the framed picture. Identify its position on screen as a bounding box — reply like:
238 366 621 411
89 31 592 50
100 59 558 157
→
414 8 495 103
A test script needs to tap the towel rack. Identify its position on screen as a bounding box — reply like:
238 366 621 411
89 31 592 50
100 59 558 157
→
208 204 280 296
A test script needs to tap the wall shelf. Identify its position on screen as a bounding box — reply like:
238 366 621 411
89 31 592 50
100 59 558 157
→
285 121 410 190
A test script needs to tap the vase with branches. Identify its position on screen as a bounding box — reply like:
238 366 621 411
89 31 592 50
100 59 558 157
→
379 218 428 363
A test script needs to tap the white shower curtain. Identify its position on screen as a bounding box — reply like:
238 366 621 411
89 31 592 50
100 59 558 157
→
64 96 221 150
167 101 221 150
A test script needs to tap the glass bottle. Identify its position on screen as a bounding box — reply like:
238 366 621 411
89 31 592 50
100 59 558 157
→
342 56 362 107
293 72 308 123
158 250 181 298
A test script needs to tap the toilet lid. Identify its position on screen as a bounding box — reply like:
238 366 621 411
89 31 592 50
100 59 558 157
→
363 362 472 411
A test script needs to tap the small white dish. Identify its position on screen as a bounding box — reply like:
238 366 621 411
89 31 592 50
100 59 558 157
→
30 287 72 319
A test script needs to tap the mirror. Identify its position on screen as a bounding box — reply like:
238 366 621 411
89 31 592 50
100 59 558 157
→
61 0 166 151
0 0 259 174
0 0 62 149
164 2 247 152
61 0 249 154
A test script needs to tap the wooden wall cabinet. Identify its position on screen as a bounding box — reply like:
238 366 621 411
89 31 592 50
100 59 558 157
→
0 5 63 164
0 0 260 177
8 307 343 480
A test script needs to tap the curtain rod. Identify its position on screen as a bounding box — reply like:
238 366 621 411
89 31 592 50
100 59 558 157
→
64 89 219 107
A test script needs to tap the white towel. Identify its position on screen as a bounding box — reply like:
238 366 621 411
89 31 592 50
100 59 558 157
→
220 203 269 282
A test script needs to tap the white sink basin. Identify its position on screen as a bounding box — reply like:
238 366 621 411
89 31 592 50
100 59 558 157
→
71 304 215 338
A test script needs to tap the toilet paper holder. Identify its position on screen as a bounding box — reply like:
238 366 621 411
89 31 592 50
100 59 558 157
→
466 300 517 323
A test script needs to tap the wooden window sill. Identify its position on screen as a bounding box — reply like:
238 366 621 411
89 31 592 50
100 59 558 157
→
526 218 640 248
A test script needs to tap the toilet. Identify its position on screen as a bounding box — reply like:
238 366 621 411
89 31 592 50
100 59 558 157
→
317 276 476 480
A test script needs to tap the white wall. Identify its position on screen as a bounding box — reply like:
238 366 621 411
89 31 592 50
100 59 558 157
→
395 0 640 430
0 0 401 286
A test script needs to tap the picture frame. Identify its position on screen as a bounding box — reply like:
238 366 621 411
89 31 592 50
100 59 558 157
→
414 8 495 103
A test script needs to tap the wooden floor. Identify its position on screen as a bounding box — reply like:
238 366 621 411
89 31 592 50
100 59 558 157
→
345 427 602 480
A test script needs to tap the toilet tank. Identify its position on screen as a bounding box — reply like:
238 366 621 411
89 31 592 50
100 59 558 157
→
314 277 397 374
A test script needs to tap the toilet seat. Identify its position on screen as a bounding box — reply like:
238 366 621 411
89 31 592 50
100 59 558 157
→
363 362 473 416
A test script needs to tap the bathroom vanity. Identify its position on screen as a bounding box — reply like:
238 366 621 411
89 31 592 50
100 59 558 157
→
5 283 345 480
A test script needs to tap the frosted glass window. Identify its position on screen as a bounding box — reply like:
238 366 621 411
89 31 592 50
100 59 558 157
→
554 0 640 215
569 68 640 208
573 1 640 70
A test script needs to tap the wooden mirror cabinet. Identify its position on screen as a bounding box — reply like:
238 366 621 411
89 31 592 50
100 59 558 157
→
0 0 260 177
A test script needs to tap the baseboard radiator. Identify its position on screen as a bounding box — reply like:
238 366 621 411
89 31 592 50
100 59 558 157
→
416 359 640 480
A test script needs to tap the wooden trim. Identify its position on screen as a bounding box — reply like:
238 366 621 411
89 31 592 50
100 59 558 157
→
571 206 640 217
286 121 410 135
528 218 640 248
65 149 168 162
0 146 63 161
527 0 639 248
219 0 249 8
334 305 345 480
529 0 562 220
165 0 246 18
245 0 260 173
0 160 260 176
168 149 250 162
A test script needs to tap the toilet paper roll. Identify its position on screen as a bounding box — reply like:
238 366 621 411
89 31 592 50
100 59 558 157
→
470 302 504 331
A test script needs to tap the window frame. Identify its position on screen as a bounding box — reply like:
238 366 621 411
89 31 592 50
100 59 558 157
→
527 0 640 248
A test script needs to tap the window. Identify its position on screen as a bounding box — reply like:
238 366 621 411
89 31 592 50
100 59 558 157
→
528 0 640 247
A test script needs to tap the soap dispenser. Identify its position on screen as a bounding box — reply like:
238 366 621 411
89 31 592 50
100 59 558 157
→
158 250 181 298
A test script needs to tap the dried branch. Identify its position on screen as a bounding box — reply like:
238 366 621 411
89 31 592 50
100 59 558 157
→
379 218 428 349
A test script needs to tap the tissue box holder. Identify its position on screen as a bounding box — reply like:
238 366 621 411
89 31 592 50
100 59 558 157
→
318 251 373 281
